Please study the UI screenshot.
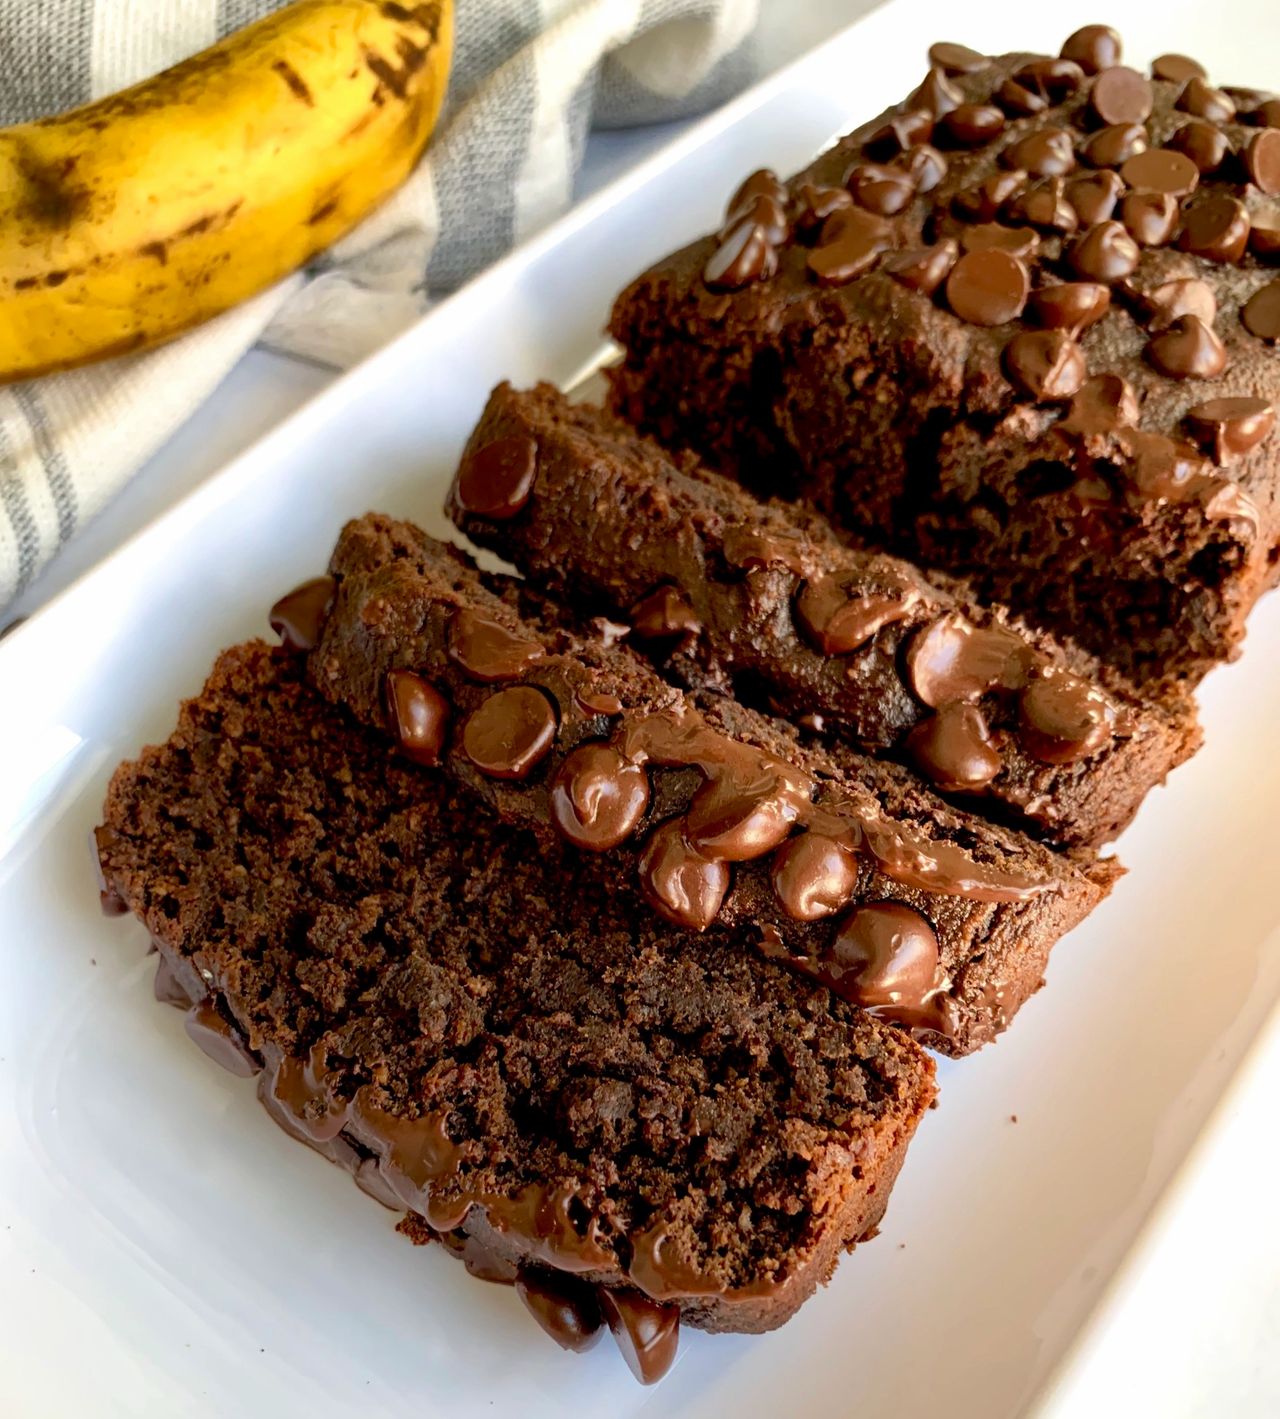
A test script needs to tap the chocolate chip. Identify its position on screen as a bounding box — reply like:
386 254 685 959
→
1250 98 1280 128
953 170 1027 223
461 685 558 780
846 161 916 216
1002 127 1076 177
1028 281 1111 332
1140 277 1217 331
771 832 859 921
704 219 777 290
893 143 948 193
1184 397 1276 464
959 223 1039 260
997 78 1047 118
827 902 941 1013
1243 129 1280 195
1151 54 1206 84
928 41 990 75
720 192 787 244
905 611 1032 707
638 819 729 931
906 701 1002 791
1014 58 1085 102
1146 314 1227 379
884 239 958 295
1122 190 1180 246
1120 147 1198 195
1123 427 1217 500
1242 280 1280 340
1081 123 1148 169
807 206 890 286
599 1290 680 1386
455 435 538 519
1065 170 1125 226
184 999 261 1078
795 572 920 654
1060 373 1139 435
1176 76 1235 122
1091 67 1153 126
1068 220 1140 280
385 669 449 766
549 743 650 851
907 66 963 117
684 767 809 862
1179 195 1250 262
864 109 935 159
1019 669 1116 765
792 183 854 237
945 248 1029 325
941 103 1005 147
269 575 335 652
1166 120 1230 175
515 1272 602 1354
1061 24 1122 76
1003 330 1087 401
629 585 701 640
1250 221 1280 261
447 609 544 683
1005 177 1078 234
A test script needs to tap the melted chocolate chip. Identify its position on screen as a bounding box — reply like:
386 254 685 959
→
1013 59 1085 103
1059 372 1139 435
997 78 1047 118
941 103 1005 147
461 685 558 780
684 767 810 863
893 143 948 193
549 743 650 851
906 611 1032 707
846 162 916 216
1176 76 1235 123
1121 190 1180 247
770 832 860 921
720 192 787 245
907 66 963 118
1005 177 1078 234
1065 170 1125 226
1120 147 1198 196
906 701 1002 791
629 585 701 641
454 436 538 520
1003 127 1075 177
864 109 935 159
704 219 777 291
1061 24 1122 75
153 954 192 1008
727 169 786 215
1242 280 1280 340
953 170 1027 223
959 224 1039 260
447 609 543 683
722 526 809 576
515 1270 604 1353
1091 67 1153 126
638 819 729 931
794 572 921 655
184 998 261 1077
1069 220 1140 280
792 182 853 236
1179 196 1250 262
1081 123 1148 169
385 669 450 767
1166 120 1230 175
1003 330 1087 401
1028 281 1110 333
807 207 891 286
1184 397 1276 464
1019 668 1116 765
1146 314 1227 379
1152 54 1205 84
884 239 958 295
928 41 989 75
1140 277 1217 331
828 902 941 1015
269 575 335 653
599 1289 680 1386
945 248 1029 326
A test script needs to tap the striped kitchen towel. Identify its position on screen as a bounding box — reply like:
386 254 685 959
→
0 0 761 611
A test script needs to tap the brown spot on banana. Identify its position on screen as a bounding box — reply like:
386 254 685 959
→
362 38 428 101
140 241 168 265
382 2 442 41
271 59 314 106
12 142 90 229
308 198 339 226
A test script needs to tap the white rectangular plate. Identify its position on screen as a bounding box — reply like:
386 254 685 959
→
3 3 1280 1416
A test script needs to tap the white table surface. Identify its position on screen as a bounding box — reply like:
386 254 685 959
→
7 3 1278 1413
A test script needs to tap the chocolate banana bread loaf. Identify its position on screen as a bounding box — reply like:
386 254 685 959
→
447 380 1201 848
607 28 1280 686
96 641 936 1382
296 512 1118 1056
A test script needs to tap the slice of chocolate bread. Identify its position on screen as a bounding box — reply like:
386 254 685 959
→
447 381 1201 848
298 512 1118 1057
96 642 935 1382
606 29 1280 686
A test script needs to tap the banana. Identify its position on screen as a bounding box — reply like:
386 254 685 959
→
0 0 453 381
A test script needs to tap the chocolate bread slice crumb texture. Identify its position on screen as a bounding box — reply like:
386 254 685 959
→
96 642 936 1380
301 513 1118 1056
606 31 1280 687
447 381 1201 849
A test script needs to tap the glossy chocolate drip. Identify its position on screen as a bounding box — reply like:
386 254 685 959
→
269 576 336 653
448 608 544 683
515 1270 604 1352
184 998 261 1077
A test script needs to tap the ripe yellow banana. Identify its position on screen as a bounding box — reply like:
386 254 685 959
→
0 0 452 381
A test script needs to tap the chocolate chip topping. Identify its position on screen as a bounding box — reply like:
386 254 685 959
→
728 168 786 214
515 1271 603 1353
1028 281 1110 332
1059 372 1140 434
1152 53 1205 84
1244 129 1280 195
1146 314 1228 379
828 902 942 1014
184 998 261 1078
462 685 559 780
385 669 450 766
1006 177 1078 234
549 744 650 851
704 219 777 291
448 609 544 682
794 572 921 655
953 169 1028 222
906 612 1031 707
638 818 730 931
269 575 336 653
792 182 853 236
599 1290 680 1386
1120 147 1198 195
454 435 538 520
997 77 1048 118
1069 220 1140 280
1166 120 1230 175
960 224 1039 260
629 584 701 641
905 701 1001 791
1250 221 1280 261
1065 170 1125 225
884 239 958 295
907 66 964 118
941 102 1006 147
1090 66 1153 126
945 248 1029 325
1061 24 1122 76
865 110 935 160
770 833 860 921
928 41 990 75
1081 122 1148 169
1140 277 1217 331
1019 668 1117 764
846 161 917 216
893 143 948 193
1242 280 1280 339
1177 76 1235 123
807 206 891 286
1179 195 1251 262
1184 396 1276 464
1122 190 1180 246
1003 329 1087 400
